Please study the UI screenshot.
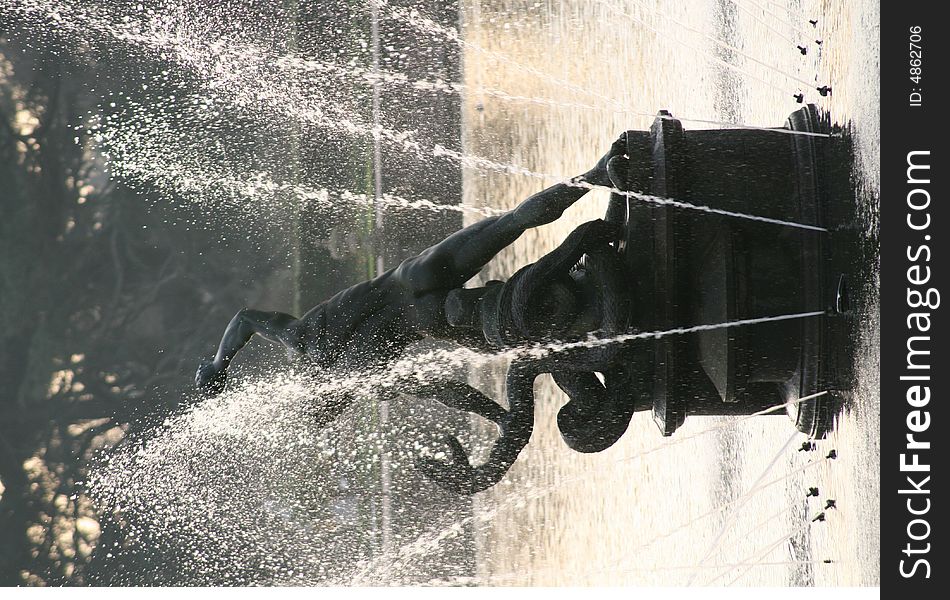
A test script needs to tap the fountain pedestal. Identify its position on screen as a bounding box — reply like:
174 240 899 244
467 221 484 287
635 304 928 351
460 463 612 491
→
613 105 852 438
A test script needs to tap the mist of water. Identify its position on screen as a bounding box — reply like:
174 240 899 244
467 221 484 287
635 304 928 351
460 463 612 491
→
86 310 827 584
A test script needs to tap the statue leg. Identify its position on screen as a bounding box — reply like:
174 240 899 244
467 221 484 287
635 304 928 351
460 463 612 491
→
417 362 538 494
196 309 302 395
406 380 508 426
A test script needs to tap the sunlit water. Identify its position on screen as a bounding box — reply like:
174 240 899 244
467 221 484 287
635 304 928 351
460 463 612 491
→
5 0 879 587
458 0 879 587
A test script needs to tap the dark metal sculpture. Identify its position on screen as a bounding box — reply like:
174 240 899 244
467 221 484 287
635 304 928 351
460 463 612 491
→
196 105 855 494
412 217 649 494
196 134 630 393
409 106 857 494
197 135 648 494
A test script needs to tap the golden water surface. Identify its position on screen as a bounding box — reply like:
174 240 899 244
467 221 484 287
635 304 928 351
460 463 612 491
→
458 0 880 586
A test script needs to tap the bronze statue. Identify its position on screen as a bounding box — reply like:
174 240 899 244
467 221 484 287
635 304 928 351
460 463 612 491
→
415 212 645 494
408 348 643 495
196 134 630 392
196 134 640 493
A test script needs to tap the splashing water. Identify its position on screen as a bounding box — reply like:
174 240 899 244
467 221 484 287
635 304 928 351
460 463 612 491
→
5 0 878 587
87 310 827 584
88 88 828 233
90 101 504 220
11 0 830 235
87 372 347 584
340 392 831 586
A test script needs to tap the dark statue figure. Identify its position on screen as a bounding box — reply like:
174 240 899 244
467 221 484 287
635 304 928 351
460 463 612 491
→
195 104 850 492
414 213 643 494
195 134 640 493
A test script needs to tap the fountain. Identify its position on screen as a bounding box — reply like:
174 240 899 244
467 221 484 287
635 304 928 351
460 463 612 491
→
184 101 857 495
0 0 880 587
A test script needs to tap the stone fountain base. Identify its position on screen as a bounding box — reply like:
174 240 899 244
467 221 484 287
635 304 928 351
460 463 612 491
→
612 105 853 438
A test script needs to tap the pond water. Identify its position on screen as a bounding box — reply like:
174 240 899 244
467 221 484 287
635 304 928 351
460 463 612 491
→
457 0 879 586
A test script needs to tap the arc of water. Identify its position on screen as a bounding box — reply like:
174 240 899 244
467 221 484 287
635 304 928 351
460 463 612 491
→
343 399 828 584
367 0 631 111
272 37 834 146
367 1 822 137
685 431 800 585
10 0 820 112
98 90 829 233
370 312 830 375
99 109 829 249
703 508 832 586
290 316 829 467
16 2 831 232
604 185 827 232
667 458 827 534
435 143 829 231
341 387 827 584
629 0 816 88
595 0 806 96
47 0 819 143
738 0 808 35
98 120 505 219
291 52 827 138
11 1 440 171
528 311 827 358
723 0 798 44
14 0 832 193
589 453 830 581
731 504 798 545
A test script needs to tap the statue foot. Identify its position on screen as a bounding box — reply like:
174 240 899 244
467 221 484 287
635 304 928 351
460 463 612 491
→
195 361 228 397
